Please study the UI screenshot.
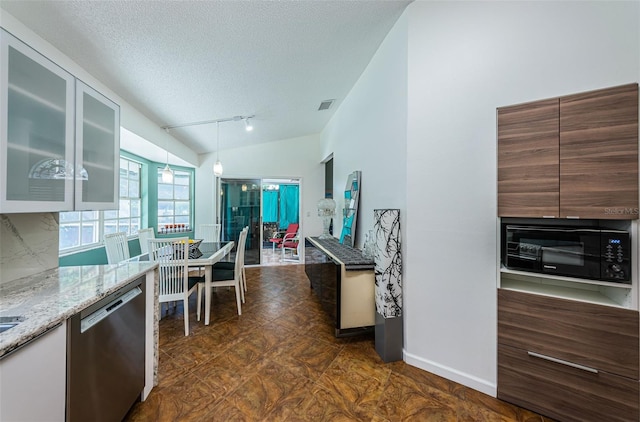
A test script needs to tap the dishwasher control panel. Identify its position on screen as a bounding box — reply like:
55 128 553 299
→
80 286 142 333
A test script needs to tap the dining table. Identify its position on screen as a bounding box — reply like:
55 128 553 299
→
128 240 235 325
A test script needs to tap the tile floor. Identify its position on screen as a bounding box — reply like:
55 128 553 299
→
125 265 554 421
260 247 301 266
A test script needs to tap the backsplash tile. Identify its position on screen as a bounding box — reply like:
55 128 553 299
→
0 213 59 285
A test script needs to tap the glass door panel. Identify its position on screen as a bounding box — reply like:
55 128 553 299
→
1 29 75 212
220 179 261 265
75 80 119 210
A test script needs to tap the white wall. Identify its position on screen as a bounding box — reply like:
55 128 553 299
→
195 133 325 243
405 1 639 395
0 11 197 166
321 13 408 246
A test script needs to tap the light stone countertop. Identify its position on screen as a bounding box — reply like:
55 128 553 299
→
0 262 158 357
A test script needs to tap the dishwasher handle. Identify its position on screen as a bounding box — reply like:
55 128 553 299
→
81 286 142 333
106 299 123 312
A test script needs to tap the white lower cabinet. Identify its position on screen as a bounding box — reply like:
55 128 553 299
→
0 322 66 422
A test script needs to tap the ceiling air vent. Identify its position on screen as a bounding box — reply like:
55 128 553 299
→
318 99 335 111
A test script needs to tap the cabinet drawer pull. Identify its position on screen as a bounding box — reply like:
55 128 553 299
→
542 216 556 218
527 351 598 374
565 216 580 219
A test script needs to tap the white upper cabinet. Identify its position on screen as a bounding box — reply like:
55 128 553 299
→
75 80 120 210
0 29 120 213
0 29 75 212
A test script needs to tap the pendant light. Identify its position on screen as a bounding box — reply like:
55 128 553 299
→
213 121 223 177
161 130 174 183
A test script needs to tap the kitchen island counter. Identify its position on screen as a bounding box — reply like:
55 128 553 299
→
0 262 157 357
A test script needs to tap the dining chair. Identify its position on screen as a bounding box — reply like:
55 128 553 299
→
281 231 300 261
148 237 198 336
269 223 299 251
239 225 248 295
137 227 155 254
197 223 221 243
104 231 130 264
196 227 247 319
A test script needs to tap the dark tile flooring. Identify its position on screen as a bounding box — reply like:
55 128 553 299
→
125 265 554 421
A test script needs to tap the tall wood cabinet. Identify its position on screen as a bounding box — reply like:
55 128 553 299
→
498 83 639 219
0 29 119 213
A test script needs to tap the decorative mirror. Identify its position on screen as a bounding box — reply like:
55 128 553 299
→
340 171 361 247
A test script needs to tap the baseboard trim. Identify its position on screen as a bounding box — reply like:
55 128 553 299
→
403 350 497 397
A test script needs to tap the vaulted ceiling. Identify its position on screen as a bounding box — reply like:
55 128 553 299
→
1 0 411 157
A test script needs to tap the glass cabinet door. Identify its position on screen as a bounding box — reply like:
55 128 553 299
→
0 29 75 212
74 80 120 210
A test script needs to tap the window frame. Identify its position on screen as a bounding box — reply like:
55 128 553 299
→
156 168 193 232
58 156 143 253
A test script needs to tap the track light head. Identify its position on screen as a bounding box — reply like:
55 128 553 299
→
244 117 253 132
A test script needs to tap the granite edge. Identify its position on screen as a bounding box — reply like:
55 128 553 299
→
0 262 158 358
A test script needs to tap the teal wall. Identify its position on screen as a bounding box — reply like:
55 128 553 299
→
59 238 142 266
59 150 195 267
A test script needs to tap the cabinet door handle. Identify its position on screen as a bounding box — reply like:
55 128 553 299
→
527 351 598 374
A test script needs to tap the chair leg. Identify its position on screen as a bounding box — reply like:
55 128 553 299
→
183 297 189 336
242 267 247 292
234 283 242 315
196 284 202 321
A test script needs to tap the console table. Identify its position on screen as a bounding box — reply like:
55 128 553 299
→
305 236 375 337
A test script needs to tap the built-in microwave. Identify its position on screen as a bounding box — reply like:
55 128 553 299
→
503 224 631 283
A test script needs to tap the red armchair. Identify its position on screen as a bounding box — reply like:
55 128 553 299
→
269 223 299 251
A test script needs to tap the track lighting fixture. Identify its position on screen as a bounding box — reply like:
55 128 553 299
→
160 114 255 178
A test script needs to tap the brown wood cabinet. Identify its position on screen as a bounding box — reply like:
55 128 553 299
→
497 99 559 217
497 289 640 422
497 83 639 219
499 344 639 422
560 84 639 219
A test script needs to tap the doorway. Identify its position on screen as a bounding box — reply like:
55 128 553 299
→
220 178 301 266
262 179 301 265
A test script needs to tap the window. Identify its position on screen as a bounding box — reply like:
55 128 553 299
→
59 211 100 250
59 157 142 251
105 158 141 236
157 169 192 231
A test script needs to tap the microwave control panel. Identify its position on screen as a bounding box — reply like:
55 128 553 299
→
601 234 631 282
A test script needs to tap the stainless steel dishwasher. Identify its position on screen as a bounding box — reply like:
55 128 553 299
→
67 277 145 422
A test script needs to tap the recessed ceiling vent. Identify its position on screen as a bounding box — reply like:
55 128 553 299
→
318 99 335 111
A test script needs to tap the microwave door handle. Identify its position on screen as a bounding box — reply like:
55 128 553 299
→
506 253 538 261
541 246 583 256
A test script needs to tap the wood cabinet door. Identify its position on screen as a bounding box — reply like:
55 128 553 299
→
498 288 639 380
498 98 560 217
560 83 639 219
498 343 639 422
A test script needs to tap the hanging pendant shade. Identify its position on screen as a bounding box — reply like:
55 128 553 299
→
162 130 174 183
213 160 223 177
213 121 223 176
161 163 174 183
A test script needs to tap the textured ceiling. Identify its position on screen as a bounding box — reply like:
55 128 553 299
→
0 0 411 156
